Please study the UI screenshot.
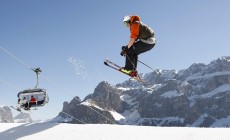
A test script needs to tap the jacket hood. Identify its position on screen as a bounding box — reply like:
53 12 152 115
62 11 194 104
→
130 15 140 24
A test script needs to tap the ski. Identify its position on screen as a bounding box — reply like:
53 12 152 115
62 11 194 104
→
10 106 22 113
104 58 145 83
10 106 31 113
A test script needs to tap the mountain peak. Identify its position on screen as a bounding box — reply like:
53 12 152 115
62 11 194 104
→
0 106 14 123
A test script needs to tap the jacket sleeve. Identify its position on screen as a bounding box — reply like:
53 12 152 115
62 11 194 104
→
130 22 139 39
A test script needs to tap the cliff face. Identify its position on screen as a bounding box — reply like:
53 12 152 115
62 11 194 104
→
57 84 117 124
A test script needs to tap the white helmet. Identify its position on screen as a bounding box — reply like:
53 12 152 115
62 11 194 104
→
123 15 131 27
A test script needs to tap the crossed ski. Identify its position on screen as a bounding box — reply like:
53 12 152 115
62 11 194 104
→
104 58 145 83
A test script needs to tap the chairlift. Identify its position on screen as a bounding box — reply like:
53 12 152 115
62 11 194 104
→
17 68 49 110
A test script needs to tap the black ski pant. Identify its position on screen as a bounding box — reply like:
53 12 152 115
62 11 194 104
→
124 41 155 70
23 103 29 108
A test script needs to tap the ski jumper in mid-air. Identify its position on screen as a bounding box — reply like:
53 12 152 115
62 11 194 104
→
120 15 156 75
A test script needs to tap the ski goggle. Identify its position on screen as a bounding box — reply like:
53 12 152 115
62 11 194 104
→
123 21 129 27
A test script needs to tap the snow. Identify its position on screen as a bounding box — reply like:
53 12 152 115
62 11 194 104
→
109 110 125 121
120 94 131 101
117 87 131 91
219 56 230 62
188 113 208 127
81 101 104 111
145 84 162 94
185 71 230 82
50 116 73 123
121 110 140 123
120 94 137 105
80 102 125 121
0 123 230 140
200 84 230 98
187 84 230 107
211 116 230 127
160 90 183 98
181 81 189 86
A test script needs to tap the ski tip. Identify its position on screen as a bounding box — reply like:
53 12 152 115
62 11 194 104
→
104 61 108 65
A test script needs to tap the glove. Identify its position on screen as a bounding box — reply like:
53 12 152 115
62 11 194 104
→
120 46 128 56
120 50 126 56
121 46 128 51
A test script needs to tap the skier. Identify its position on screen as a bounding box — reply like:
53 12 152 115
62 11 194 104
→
120 15 156 75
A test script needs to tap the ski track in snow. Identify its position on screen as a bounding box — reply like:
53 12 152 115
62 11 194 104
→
0 123 230 140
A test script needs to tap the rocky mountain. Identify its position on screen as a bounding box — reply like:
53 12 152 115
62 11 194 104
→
56 93 116 124
0 106 14 123
56 56 230 127
14 113 33 123
0 106 33 123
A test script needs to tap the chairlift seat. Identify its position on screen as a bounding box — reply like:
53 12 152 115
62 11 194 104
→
18 88 49 108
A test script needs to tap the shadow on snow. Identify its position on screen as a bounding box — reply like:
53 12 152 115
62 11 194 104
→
0 122 59 140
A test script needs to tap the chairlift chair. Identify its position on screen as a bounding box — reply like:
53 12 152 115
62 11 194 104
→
17 88 49 108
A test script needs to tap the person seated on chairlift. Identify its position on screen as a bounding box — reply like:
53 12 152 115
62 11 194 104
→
37 95 45 105
18 97 29 110
28 95 37 109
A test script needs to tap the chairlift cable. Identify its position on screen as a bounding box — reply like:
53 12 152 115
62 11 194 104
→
0 78 21 91
50 104 86 124
0 46 32 69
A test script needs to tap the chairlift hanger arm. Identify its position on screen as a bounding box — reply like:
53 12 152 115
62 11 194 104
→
32 68 42 73
32 67 42 88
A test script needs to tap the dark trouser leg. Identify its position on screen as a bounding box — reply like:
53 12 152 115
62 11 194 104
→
124 41 155 70
24 103 28 108
29 102 36 108
134 41 155 55
125 51 137 70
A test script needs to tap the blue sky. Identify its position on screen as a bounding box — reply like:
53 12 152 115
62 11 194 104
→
1 0 230 120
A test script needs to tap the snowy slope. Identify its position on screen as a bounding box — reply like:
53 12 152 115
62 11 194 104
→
0 123 230 140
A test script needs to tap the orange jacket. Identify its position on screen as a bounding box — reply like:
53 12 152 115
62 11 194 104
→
130 15 141 39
